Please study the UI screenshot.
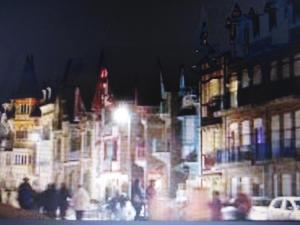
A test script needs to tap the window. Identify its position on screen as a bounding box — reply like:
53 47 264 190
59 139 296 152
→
209 79 220 99
253 65 262 85
112 140 118 161
273 200 282 209
286 200 294 211
241 120 251 146
294 53 300 77
282 58 290 79
270 61 278 81
274 174 279 197
104 142 108 160
282 174 292 196
297 172 300 196
241 69 250 88
271 115 280 158
283 113 292 148
254 118 264 144
70 129 81 152
296 111 300 150
229 123 239 149
229 76 238 107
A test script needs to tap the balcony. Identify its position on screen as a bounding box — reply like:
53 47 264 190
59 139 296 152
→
216 147 252 164
271 139 298 159
215 139 299 166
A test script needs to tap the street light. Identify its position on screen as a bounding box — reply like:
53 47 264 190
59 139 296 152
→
113 104 132 198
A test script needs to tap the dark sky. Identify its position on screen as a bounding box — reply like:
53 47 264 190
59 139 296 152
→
0 0 267 105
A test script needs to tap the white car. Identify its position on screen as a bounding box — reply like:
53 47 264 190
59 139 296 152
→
267 197 300 220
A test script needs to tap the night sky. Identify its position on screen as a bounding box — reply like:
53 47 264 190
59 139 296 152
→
0 0 267 105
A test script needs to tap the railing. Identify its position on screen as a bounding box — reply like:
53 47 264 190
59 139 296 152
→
271 139 297 159
215 139 299 166
216 147 252 164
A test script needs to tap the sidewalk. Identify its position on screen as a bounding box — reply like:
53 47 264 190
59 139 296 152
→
0 204 48 219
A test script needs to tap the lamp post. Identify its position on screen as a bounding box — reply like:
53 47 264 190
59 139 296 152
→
113 104 132 198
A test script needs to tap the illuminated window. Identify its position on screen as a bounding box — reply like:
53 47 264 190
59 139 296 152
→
253 65 262 85
270 61 278 81
254 118 264 144
229 76 238 107
241 69 250 88
294 53 300 77
282 58 290 79
241 120 251 146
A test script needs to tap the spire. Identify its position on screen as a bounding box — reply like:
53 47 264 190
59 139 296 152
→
231 3 242 19
91 67 110 113
179 67 186 96
14 54 41 99
158 59 167 100
74 86 86 122
200 22 208 46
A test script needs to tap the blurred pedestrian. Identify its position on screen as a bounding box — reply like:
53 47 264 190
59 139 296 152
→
0 187 2 203
42 183 58 219
72 184 90 220
58 183 71 220
145 180 156 219
233 190 252 220
131 179 144 220
120 195 136 221
208 191 222 220
17 177 35 210
108 191 122 220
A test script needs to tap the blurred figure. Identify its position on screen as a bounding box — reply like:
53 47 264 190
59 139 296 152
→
0 187 2 203
58 183 71 220
108 191 122 220
42 183 58 219
233 190 252 220
131 179 144 220
209 191 222 220
17 177 35 210
145 180 156 219
72 185 90 220
120 195 136 221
